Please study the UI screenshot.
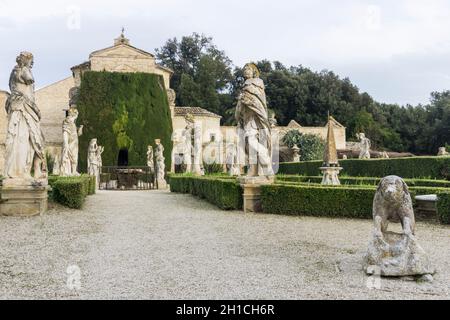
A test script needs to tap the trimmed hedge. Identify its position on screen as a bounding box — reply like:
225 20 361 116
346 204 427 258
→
77 71 173 171
169 175 242 210
49 175 96 209
437 192 450 224
276 175 450 188
278 157 450 179
261 183 450 221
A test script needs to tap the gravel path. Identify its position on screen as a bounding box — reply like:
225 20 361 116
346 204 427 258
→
0 190 449 300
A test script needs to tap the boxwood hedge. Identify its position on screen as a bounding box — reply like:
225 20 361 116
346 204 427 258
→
49 175 96 209
169 175 242 210
278 157 450 179
276 175 450 188
261 183 450 222
437 192 450 224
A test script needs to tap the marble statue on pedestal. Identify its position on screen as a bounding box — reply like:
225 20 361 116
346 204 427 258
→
235 63 274 213
147 145 154 173
182 113 195 173
3 51 47 184
437 147 449 156
364 176 435 281
60 108 83 176
235 63 273 177
291 144 300 162
0 52 48 216
155 139 167 189
357 133 371 159
87 139 100 188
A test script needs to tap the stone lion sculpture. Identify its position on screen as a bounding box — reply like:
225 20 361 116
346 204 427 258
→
364 175 434 280
372 175 415 239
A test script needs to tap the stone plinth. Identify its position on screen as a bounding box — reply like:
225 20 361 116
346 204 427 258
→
238 175 274 213
1 180 48 216
157 179 167 190
364 232 435 278
320 166 342 185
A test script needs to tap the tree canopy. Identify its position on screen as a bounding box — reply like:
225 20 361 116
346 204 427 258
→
156 33 450 155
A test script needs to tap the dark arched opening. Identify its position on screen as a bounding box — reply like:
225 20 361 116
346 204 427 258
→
117 148 129 167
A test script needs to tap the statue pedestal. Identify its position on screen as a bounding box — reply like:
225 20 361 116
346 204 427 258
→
0 179 48 216
238 175 274 213
364 231 435 279
320 166 342 185
157 178 167 190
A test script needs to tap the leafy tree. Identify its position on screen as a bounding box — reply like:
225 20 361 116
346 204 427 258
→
155 33 233 118
282 130 325 161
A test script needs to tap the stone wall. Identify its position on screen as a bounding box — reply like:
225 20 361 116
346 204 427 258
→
35 76 74 160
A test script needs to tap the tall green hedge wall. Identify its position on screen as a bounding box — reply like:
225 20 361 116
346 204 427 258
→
278 157 450 179
77 71 173 172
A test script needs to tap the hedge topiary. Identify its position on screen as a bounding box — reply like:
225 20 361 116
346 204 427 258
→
276 175 450 188
169 175 242 210
48 175 95 209
278 157 450 179
77 71 173 172
261 183 450 222
437 192 450 224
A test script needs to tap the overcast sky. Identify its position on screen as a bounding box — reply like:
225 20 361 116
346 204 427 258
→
1 0 450 105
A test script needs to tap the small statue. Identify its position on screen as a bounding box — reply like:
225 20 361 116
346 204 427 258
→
226 143 240 176
364 176 435 280
60 107 83 176
291 144 300 162
235 63 273 177
182 113 195 173
97 145 104 170
155 139 167 189
87 139 100 188
146 145 154 172
357 133 371 159
3 51 47 183
437 147 449 156
379 151 389 159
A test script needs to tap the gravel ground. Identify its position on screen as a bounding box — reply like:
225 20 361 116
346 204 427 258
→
0 190 449 300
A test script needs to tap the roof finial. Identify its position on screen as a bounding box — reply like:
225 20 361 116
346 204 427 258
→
115 27 130 46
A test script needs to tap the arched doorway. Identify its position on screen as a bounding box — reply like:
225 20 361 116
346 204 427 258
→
117 148 129 167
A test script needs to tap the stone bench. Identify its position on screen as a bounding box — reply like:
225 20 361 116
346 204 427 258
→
415 194 437 220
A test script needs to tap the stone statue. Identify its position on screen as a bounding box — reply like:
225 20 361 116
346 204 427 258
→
87 139 100 188
342 154 348 160
437 147 449 156
182 113 195 172
155 139 167 189
167 88 176 107
291 144 300 162
3 51 47 183
60 108 83 176
235 63 273 177
147 145 154 172
379 151 389 159
364 176 435 280
52 154 61 175
226 143 240 176
97 145 104 169
357 133 371 159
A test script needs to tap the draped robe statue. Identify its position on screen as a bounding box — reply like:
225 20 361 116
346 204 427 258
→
235 63 273 177
3 51 47 183
147 145 154 173
60 108 83 176
357 133 371 159
87 139 99 188
155 139 166 188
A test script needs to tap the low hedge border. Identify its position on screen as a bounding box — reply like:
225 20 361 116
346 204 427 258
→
49 175 96 209
278 156 450 179
261 183 450 223
169 175 242 210
437 192 450 224
276 175 450 188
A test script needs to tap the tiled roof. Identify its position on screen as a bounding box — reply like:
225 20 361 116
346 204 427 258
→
174 107 221 118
